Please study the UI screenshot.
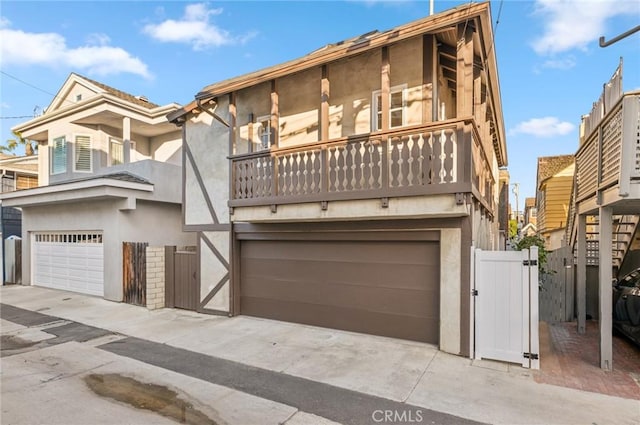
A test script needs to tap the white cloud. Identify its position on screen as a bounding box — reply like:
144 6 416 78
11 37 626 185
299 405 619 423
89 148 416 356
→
542 56 577 70
142 3 255 50
86 33 111 46
531 0 639 55
0 19 151 78
510 117 575 138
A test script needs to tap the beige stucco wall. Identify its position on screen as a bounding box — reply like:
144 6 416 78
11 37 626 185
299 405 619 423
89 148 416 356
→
328 49 380 138
184 98 231 227
389 36 424 126
200 230 230 312
150 131 182 165
440 228 461 354
236 82 271 154
65 83 96 104
231 194 468 222
278 67 320 147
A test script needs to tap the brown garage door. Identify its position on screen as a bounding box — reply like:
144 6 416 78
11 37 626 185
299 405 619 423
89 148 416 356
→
239 236 440 343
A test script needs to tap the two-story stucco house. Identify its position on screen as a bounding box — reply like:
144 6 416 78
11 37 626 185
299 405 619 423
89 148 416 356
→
1 73 194 301
168 2 506 357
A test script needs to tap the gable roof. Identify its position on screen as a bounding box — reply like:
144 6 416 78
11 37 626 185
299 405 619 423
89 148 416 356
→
76 74 160 109
46 73 160 113
536 155 575 190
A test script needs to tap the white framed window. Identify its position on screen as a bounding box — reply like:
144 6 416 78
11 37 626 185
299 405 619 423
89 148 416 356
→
74 135 92 172
255 115 272 151
51 136 67 175
109 138 136 165
110 138 123 166
372 84 407 131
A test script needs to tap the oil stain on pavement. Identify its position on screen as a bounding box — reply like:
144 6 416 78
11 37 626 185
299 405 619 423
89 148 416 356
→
84 373 220 425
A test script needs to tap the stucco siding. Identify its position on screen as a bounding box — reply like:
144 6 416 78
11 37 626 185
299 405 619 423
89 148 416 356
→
236 82 271 154
278 67 320 147
184 100 231 227
328 50 380 138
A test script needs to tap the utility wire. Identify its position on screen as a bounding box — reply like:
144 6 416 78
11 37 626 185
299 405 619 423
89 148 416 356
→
0 116 34 119
0 70 76 108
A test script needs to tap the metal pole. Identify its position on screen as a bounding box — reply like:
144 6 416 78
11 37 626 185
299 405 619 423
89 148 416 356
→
430 0 434 16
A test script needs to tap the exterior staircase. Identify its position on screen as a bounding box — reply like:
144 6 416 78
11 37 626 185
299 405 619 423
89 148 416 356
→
573 214 639 272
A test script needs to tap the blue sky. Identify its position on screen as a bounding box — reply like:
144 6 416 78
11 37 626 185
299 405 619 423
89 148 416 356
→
1 0 639 211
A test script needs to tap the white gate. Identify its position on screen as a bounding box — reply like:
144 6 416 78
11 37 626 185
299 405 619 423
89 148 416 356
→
473 247 539 369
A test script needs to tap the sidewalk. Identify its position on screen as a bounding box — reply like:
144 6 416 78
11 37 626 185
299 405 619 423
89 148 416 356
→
2 285 639 425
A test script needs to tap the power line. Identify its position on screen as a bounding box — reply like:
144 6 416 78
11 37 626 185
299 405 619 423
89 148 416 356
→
0 70 75 107
0 116 34 119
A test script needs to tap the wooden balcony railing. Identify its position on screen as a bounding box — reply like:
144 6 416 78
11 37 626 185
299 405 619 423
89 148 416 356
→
575 92 640 204
229 119 494 212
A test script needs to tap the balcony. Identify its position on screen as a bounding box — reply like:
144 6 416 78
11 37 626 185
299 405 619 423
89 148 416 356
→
574 91 640 215
229 118 495 215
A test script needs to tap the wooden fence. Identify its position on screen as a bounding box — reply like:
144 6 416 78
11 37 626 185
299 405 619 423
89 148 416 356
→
123 242 148 306
539 245 574 323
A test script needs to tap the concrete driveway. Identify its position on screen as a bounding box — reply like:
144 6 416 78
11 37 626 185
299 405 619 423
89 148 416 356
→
2 285 639 425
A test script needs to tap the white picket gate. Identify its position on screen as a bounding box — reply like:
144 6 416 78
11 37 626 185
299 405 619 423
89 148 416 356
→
472 247 539 369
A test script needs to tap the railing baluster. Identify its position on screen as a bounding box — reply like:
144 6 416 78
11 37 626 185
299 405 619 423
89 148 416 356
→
390 138 399 187
337 147 345 191
410 134 420 186
354 142 363 190
363 143 372 189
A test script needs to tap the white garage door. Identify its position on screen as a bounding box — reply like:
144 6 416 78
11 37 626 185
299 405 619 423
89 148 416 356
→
33 232 104 296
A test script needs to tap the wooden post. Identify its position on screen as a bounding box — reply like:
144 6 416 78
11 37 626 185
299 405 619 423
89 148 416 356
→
228 93 237 154
271 80 279 147
422 35 436 123
123 117 131 164
576 214 587 334
599 206 613 371
381 46 390 131
321 65 329 141
457 23 474 118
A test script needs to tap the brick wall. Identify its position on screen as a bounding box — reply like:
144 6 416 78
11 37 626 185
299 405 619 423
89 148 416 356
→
145 246 165 310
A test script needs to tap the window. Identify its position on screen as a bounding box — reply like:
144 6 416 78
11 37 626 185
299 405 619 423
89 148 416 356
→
51 136 67 174
372 85 407 131
110 138 123 166
255 115 272 151
74 135 92 172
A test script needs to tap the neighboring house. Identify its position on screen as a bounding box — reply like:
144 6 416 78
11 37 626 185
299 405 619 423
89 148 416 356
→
168 2 506 357
535 155 575 250
0 154 39 192
0 73 194 300
523 197 536 227
519 222 537 238
498 169 510 249
0 153 39 238
0 154 39 283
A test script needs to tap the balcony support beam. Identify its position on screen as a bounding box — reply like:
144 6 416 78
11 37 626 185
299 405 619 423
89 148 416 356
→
457 23 474 118
576 213 587 335
271 80 279 148
123 116 131 164
422 34 437 123
381 46 390 131
320 65 330 142
598 206 613 371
